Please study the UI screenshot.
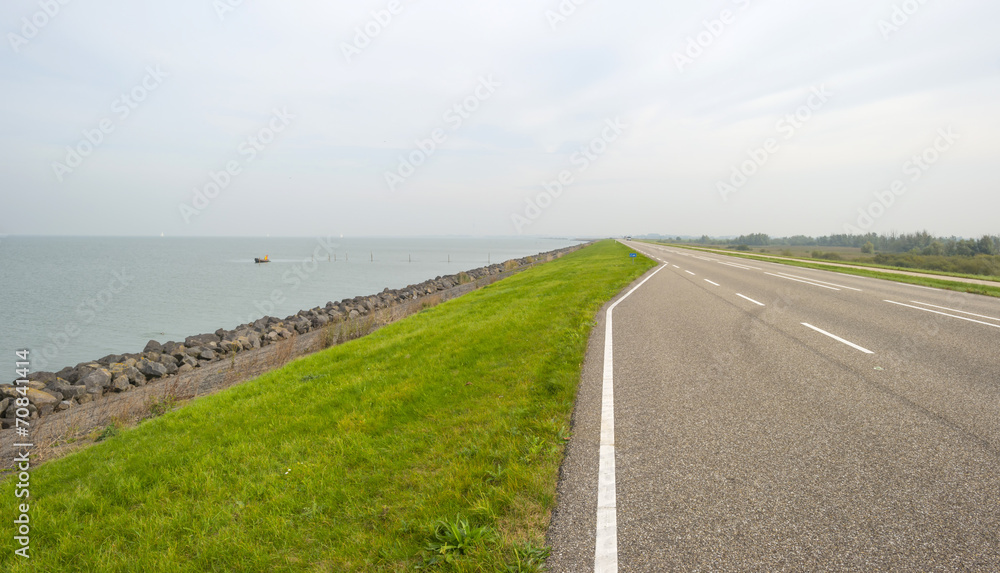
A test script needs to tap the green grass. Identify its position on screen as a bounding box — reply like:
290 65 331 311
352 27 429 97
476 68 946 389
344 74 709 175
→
648 242 1000 298
0 240 655 572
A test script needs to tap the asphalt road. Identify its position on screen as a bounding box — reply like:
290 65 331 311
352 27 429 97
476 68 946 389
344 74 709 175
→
547 241 1000 572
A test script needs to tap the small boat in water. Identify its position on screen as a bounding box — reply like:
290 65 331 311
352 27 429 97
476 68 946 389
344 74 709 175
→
255 255 270 264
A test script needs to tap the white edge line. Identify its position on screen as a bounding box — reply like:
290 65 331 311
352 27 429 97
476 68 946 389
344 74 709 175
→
722 261 763 270
885 300 1000 329
904 283 940 291
764 272 840 291
672 265 680 269
908 301 1000 322
736 293 765 306
771 271 862 291
596 264 666 572
704 279 720 286
685 270 696 276
801 322 874 354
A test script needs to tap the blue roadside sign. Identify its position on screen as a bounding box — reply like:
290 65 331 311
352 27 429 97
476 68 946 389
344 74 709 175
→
629 253 637 258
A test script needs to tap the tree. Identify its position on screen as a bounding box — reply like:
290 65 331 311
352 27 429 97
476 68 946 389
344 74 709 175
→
977 235 997 255
861 241 874 254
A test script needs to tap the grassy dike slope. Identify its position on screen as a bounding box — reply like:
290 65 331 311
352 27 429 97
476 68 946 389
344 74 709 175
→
2 240 654 572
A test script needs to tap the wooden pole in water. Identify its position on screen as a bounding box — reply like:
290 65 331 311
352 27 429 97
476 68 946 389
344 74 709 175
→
370 251 373 262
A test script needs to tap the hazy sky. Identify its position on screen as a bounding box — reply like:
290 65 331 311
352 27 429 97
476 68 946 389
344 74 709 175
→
2 0 998 238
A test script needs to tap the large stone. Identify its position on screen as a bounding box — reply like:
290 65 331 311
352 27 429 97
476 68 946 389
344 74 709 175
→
1 385 22 399
56 366 78 382
185 333 220 347
197 349 216 361
45 378 73 395
60 385 87 399
97 354 124 365
111 376 131 392
143 340 163 353
177 363 194 374
6 402 37 419
80 368 113 391
0 397 8 413
138 359 168 378
162 341 183 355
219 340 241 353
27 371 57 385
26 380 47 390
125 366 145 385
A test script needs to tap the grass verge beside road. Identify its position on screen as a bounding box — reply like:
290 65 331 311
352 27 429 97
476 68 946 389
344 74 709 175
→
650 243 1000 298
1 240 655 572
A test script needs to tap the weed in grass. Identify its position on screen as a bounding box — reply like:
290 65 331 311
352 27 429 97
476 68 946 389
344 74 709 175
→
472 497 501 522
300 499 326 521
506 542 551 572
556 425 571 443
521 435 546 464
485 465 507 485
147 393 178 418
420 515 493 566
94 421 120 442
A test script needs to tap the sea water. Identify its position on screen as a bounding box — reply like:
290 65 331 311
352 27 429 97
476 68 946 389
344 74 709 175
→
0 236 582 381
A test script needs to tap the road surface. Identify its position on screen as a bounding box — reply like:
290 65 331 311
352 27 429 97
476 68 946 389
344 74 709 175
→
547 241 1000 572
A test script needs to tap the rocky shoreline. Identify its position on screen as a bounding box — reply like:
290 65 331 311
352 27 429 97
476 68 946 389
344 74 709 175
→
2 244 585 429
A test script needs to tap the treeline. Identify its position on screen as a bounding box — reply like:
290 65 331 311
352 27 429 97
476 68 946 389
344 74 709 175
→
686 231 1000 257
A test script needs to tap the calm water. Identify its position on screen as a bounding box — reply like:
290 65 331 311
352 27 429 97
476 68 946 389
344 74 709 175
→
0 236 582 380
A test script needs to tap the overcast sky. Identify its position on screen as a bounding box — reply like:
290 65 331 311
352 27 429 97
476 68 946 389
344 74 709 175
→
2 0 998 238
